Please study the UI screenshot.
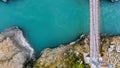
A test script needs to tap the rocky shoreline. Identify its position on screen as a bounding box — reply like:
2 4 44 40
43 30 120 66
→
0 27 119 68
34 34 120 68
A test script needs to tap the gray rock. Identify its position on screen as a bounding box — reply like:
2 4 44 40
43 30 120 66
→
0 26 35 68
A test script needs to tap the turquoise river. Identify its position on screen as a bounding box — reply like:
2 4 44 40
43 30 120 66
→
0 0 120 55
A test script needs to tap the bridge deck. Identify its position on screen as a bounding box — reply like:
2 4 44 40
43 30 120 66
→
90 0 100 63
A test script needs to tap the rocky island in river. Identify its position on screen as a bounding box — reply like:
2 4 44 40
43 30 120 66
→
0 27 119 68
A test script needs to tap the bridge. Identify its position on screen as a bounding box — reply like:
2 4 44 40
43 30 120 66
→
90 0 100 64
89 0 112 68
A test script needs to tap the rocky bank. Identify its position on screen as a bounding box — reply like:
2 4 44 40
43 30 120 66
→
0 27 119 68
34 35 120 68
0 26 35 68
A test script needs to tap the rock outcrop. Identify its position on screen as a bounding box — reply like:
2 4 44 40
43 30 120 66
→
33 35 90 68
34 35 120 68
0 26 35 68
101 35 120 68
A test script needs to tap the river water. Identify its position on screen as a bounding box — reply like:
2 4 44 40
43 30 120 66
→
0 0 120 55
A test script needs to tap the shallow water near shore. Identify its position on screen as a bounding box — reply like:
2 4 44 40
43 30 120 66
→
0 0 120 55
